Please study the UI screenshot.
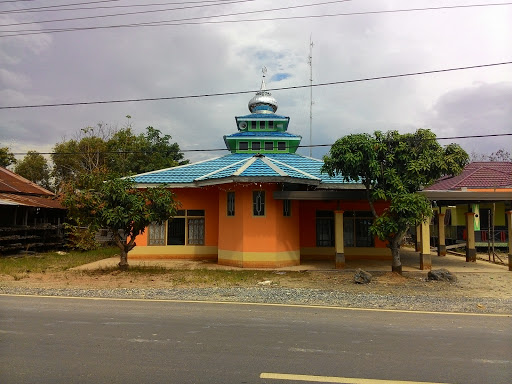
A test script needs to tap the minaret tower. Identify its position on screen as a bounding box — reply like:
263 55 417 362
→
223 67 302 154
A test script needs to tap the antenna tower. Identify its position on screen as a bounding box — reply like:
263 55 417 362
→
308 36 313 157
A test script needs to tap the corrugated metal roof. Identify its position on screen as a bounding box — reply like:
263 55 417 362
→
0 193 64 209
132 153 353 187
425 162 512 190
225 131 300 138
236 114 289 120
0 167 54 196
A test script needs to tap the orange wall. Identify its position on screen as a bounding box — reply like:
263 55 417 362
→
137 187 219 246
218 184 300 253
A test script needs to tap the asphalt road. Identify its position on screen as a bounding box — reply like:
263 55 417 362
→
1 295 511 384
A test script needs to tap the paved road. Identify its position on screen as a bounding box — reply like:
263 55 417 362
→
1 295 511 384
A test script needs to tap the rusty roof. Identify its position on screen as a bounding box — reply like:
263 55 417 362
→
0 167 54 196
0 193 64 209
425 162 512 191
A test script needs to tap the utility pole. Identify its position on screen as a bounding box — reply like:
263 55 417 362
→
308 36 313 157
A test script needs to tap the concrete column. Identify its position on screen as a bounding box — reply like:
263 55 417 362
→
415 225 421 252
437 212 446 256
420 219 431 270
507 211 512 272
334 210 345 269
465 212 477 262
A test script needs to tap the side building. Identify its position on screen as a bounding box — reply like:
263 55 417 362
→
130 72 390 268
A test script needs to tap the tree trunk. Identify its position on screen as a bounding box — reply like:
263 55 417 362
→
113 233 129 270
118 248 129 270
390 238 402 274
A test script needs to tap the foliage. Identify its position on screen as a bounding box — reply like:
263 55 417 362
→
14 150 51 189
0 146 16 168
322 129 469 272
61 176 178 268
52 121 188 190
63 221 100 251
471 148 511 162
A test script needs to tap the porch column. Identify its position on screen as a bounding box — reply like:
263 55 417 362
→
419 219 431 270
415 225 421 252
334 210 345 269
507 211 512 271
465 212 477 262
437 212 446 256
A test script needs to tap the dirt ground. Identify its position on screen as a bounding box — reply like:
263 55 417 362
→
1 266 511 300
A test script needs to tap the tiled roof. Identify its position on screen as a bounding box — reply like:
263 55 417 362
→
225 131 301 138
0 193 64 209
0 167 54 196
425 162 512 190
236 114 289 120
132 153 353 187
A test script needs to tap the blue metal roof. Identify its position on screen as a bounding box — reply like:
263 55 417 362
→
236 114 289 120
225 131 301 139
132 153 352 186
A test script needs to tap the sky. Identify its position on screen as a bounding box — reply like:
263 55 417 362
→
1 0 511 165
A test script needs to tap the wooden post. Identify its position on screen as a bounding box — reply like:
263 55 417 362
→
335 210 345 269
465 212 477 262
437 212 446 256
420 219 431 270
507 211 512 272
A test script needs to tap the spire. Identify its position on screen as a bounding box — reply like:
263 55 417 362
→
248 66 278 114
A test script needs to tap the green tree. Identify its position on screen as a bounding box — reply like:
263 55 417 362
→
0 146 16 168
322 129 469 273
14 151 51 189
62 175 178 269
107 126 189 176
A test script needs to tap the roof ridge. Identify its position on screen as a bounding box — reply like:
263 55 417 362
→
268 156 321 180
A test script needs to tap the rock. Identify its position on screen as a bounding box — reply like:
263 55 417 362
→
354 269 372 284
257 280 272 286
428 269 457 282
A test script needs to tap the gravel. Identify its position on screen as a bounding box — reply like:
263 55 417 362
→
1 286 511 314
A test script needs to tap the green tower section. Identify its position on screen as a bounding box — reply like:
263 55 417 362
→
223 69 302 154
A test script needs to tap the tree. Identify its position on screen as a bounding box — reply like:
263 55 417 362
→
107 126 189 175
0 146 16 168
322 129 469 273
470 148 511 162
52 121 188 190
62 175 178 269
14 151 51 189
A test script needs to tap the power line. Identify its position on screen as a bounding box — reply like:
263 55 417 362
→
1 61 511 110
0 0 263 26
0 0 232 14
10 132 512 156
1 2 511 37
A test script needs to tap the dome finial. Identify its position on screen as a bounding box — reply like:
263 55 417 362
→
248 66 278 114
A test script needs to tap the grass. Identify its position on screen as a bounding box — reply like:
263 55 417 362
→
0 246 119 275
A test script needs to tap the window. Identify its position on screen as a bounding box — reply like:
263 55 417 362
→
259 121 265 129
268 121 274 130
316 210 334 246
167 209 205 245
253 191 265 216
239 142 248 150
252 141 261 151
283 199 291 217
227 192 235 216
344 211 374 247
277 141 286 151
148 222 165 245
250 121 255 130
264 141 273 151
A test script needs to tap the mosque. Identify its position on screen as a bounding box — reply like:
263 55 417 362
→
130 70 390 268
